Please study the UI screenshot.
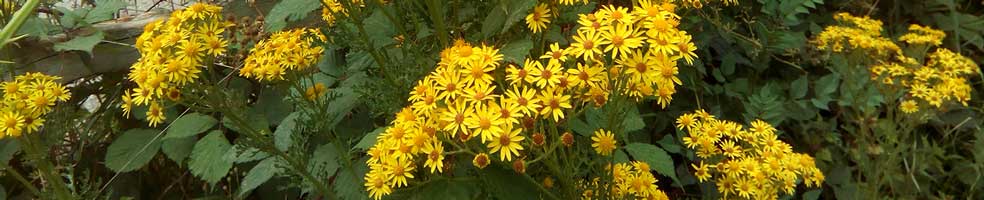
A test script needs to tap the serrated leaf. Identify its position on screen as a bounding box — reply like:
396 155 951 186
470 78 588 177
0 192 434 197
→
224 144 270 164
624 143 681 185
501 38 533 64
238 158 283 197
256 87 291 125
161 136 196 164
105 129 162 172
164 113 217 139
189 130 234 185
222 109 271 135
84 0 125 23
265 0 321 32
274 112 300 151
501 0 537 34
54 31 104 54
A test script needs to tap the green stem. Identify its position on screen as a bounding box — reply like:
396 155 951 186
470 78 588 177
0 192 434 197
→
19 133 73 199
424 0 448 46
0 0 40 48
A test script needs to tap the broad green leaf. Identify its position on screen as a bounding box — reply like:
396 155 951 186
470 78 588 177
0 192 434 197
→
265 0 321 32
803 189 822 200
222 109 271 135
480 5 507 39
0 139 20 164
484 167 541 200
790 75 808 99
238 158 283 197
334 162 368 200
105 129 162 172
164 113 217 139
189 130 234 185
84 0 126 23
414 178 478 199
501 38 533 64
624 143 681 185
54 31 104 55
274 112 300 151
161 136 197 164
308 143 341 181
622 108 645 133
363 7 397 49
656 135 681 154
812 73 840 110
567 116 593 137
255 87 291 125
353 127 385 150
501 0 537 34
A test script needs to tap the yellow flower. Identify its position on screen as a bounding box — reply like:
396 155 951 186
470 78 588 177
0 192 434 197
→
488 125 525 161
528 59 563 88
570 30 604 61
383 157 415 187
422 141 445 173
434 68 464 101
440 100 470 138
600 24 643 59
146 102 166 127
506 63 532 86
540 43 569 64
525 4 552 33
598 5 633 25
899 100 919 114
591 129 617 156
473 153 490 169
692 161 712 182
505 86 541 117
465 103 505 143
0 111 24 137
462 83 496 106
538 89 572 122
364 169 392 200
675 113 697 130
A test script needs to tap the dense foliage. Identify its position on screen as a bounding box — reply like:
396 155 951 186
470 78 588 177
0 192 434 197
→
0 0 982 199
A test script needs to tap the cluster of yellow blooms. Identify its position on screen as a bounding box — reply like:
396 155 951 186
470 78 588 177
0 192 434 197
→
0 73 71 138
527 0 698 108
813 13 978 114
677 0 739 8
363 2 699 199
123 3 228 126
577 162 669 200
676 110 824 199
240 28 326 81
320 0 362 26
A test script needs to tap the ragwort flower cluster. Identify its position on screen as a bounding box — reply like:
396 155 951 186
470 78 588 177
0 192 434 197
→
0 73 71 138
240 28 326 82
813 13 979 113
123 3 228 126
576 162 670 200
524 0 698 108
320 0 363 26
677 110 824 199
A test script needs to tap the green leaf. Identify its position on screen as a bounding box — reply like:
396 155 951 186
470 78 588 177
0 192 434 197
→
105 129 162 172
334 162 368 200
790 75 808 99
480 5 507 39
803 189 822 200
84 0 126 23
161 136 197 164
362 8 397 49
656 135 681 154
414 178 478 199
484 166 541 200
265 0 321 32
164 113 217 139
501 38 533 64
353 127 385 150
274 112 300 151
622 108 645 133
624 143 681 185
255 87 291 125
224 144 270 164
54 31 104 55
308 143 341 181
188 130 234 185
222 109 271 135
812 73 840 110
238 158 283 197
501 0 537 34
0 139 21 164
